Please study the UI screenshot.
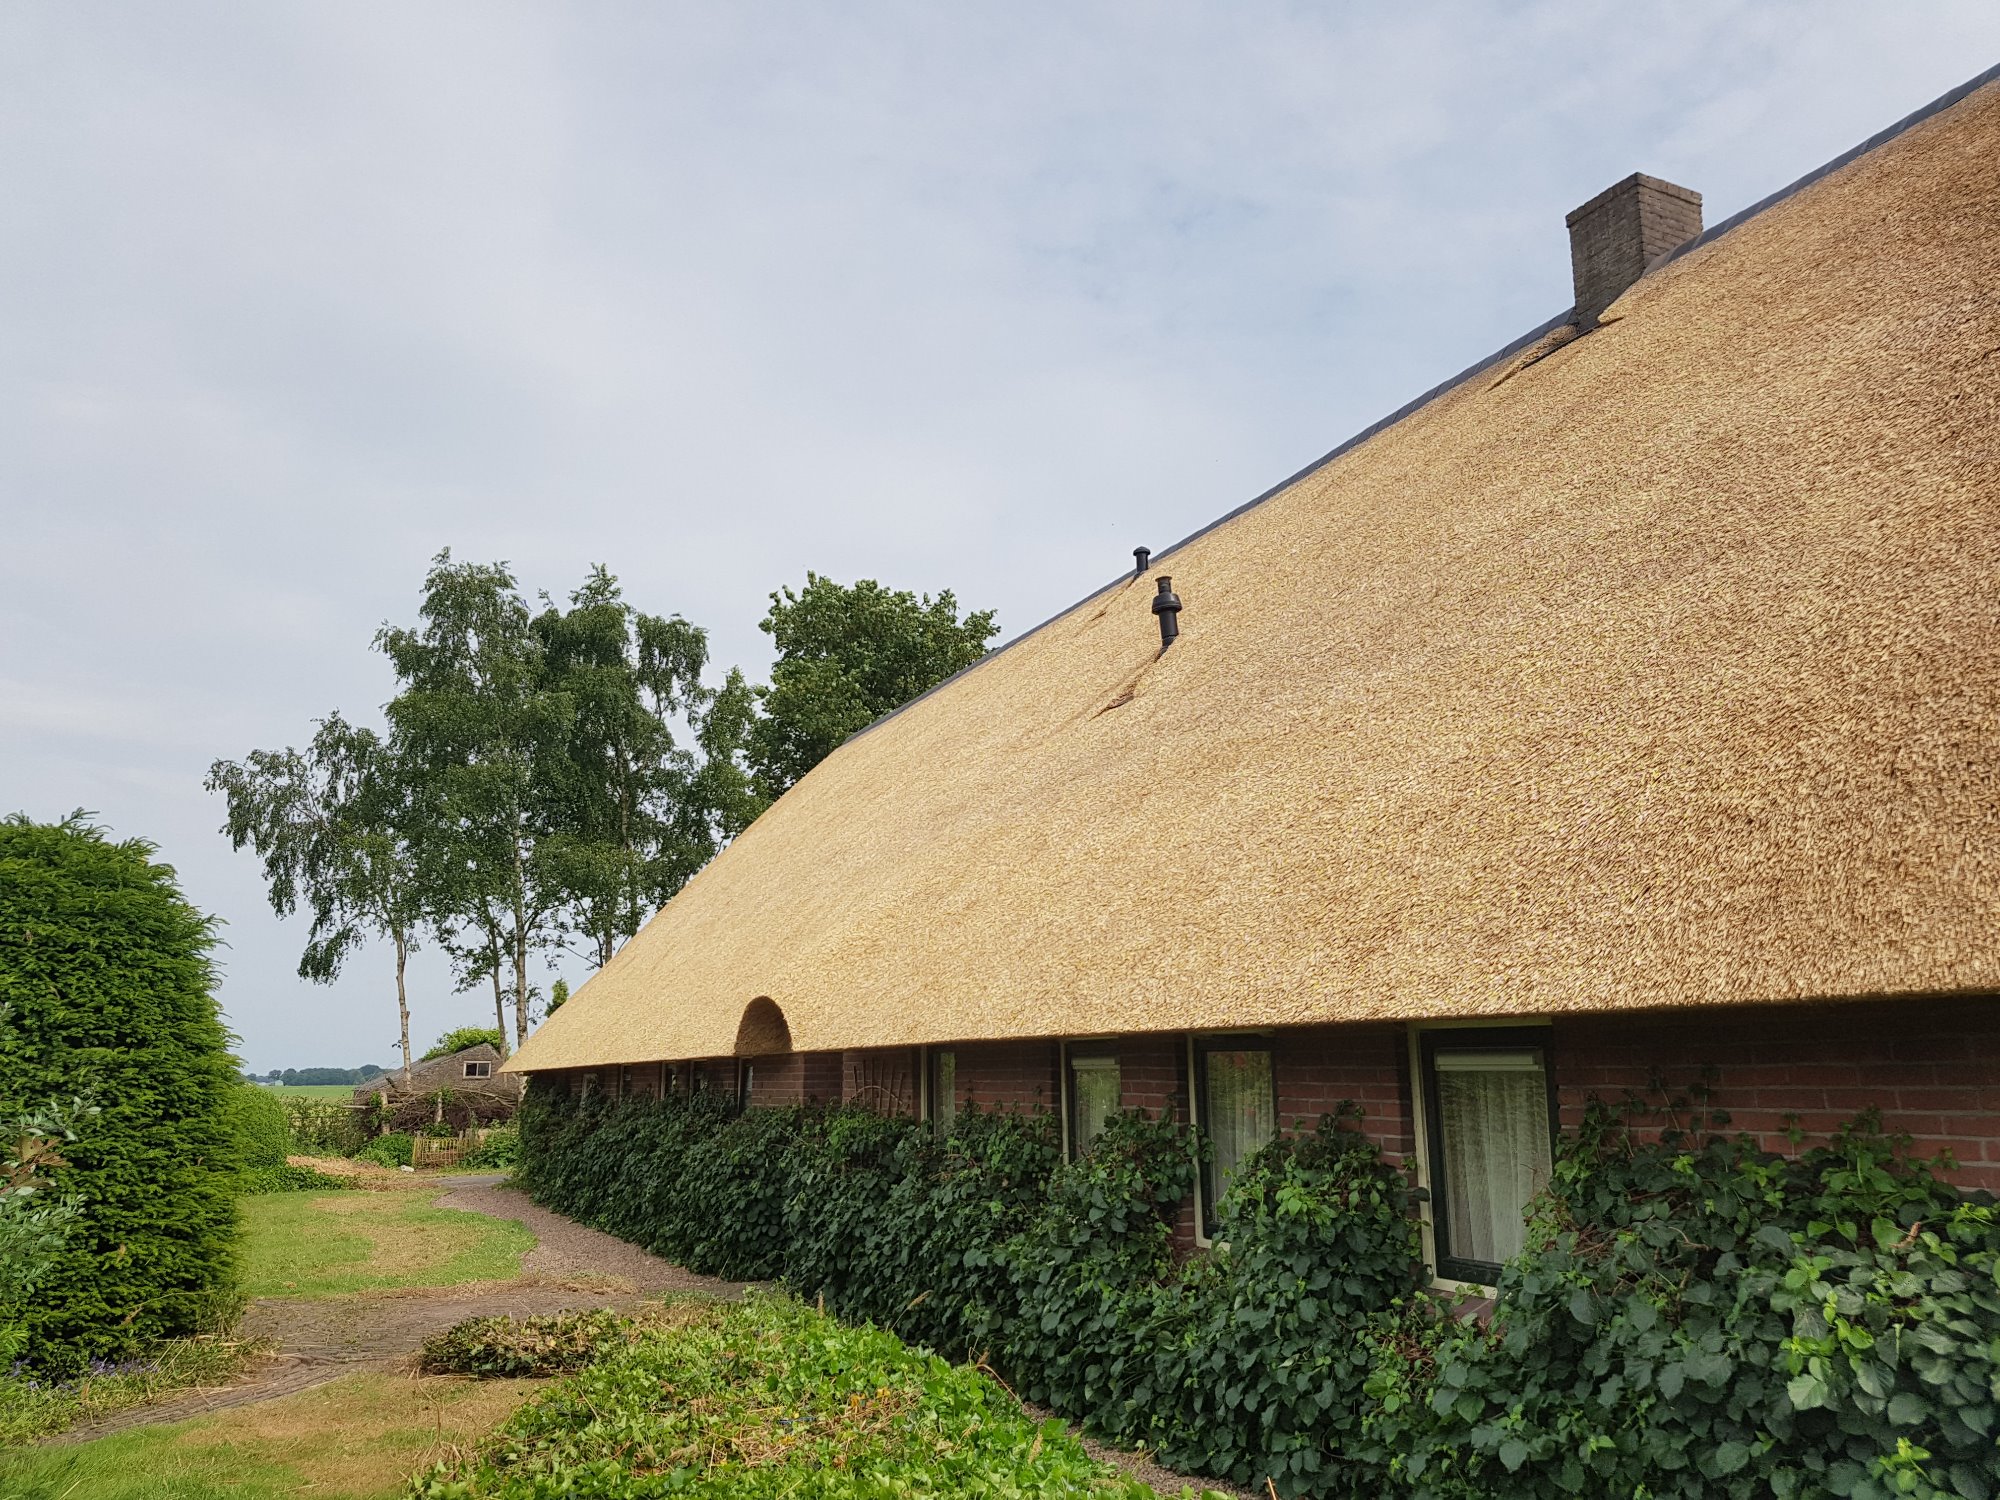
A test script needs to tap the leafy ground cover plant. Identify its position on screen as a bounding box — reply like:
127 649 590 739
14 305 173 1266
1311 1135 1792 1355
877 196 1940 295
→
355 1131 417 1169
410 1292 1221 1499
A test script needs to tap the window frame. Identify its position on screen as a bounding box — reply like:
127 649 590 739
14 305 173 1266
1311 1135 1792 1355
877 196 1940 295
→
1061 1041 1122 1160
1191 1034 1277 1240
736 1059 754 1112
1415 1025 1559 1288
463 1060 492 1080
924 1047 959 1137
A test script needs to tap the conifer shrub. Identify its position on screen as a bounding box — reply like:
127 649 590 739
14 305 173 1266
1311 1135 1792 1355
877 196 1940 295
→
0 816 241 1372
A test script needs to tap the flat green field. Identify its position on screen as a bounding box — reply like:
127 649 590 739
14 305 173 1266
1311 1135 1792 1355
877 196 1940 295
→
261 1082 363 1098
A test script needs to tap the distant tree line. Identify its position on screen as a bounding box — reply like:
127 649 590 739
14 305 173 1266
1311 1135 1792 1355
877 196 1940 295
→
209 556 995 1079
244 1064 387 1085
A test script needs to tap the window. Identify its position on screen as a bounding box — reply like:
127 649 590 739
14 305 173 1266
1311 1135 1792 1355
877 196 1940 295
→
463 1060 492 1079
1418 1029 1555 1285
659 1062 674 1096
927 1049 958 1136
1193 1037 1275 1238
737 1060 755 1110
619 1064 635 1098
1064 1044 1121 1158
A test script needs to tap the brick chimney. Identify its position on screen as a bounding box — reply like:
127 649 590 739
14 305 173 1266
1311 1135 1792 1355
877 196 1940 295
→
1565 173 1702 327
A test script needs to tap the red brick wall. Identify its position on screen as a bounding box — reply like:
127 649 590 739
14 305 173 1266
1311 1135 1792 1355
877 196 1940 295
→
948 1041 1059 1113
1118 1036 1190 1123
1552 998 2000 1194
1272 1024 1415 1165
843 1048 920 1116
749 1051 844 1107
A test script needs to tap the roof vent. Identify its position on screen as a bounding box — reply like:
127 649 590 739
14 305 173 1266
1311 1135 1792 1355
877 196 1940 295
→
1133 546 1151 575
1565 173 1701 328
1151 576 1181 650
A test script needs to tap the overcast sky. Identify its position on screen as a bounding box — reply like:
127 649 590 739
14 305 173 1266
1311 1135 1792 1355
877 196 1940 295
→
5 4 1997 1072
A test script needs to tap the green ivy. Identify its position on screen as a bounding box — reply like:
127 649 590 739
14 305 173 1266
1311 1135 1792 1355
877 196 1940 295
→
515 1080 2000 1499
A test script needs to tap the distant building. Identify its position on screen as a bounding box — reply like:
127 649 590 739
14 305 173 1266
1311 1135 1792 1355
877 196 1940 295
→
355 1042 521 1104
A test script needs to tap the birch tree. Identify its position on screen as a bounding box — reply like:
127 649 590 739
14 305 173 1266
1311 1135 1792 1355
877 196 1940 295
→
206 714 424 1079
377 552 563 1054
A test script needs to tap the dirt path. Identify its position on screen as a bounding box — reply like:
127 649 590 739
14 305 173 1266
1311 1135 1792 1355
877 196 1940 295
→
55 1176 746 1442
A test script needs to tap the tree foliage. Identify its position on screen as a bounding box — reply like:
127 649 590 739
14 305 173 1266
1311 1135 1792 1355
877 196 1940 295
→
421 1026 504 1061
0 816 241 1372
207 714 423 1077
747 574 998 802
210 556 993 1059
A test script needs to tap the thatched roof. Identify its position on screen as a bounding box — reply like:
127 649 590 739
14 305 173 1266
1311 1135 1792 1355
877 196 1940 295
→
508 70 2000 1073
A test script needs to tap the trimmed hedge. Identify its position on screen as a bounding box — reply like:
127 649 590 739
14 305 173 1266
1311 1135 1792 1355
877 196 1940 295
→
517 1084 2000 1499
0 816 241 1373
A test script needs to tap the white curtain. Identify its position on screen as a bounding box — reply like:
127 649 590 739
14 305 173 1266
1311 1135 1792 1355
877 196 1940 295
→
1071 1057 1120 1152
1205 1049 1275 1207
1436 1054 1551 1265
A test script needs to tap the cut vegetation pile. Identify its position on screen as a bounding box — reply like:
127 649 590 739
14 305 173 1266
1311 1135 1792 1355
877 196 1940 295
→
412 1294 1222 1499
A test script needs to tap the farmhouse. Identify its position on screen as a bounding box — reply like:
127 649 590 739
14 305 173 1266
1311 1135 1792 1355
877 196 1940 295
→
356 1041 521 1104
506 68 2000 1287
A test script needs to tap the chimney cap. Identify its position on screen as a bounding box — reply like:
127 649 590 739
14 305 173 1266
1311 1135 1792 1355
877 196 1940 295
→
1565 172 1701 228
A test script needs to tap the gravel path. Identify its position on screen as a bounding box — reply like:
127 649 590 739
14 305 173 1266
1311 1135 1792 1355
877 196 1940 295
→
54 1176 745 1442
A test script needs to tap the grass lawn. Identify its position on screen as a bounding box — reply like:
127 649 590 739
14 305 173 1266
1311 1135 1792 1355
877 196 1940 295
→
0 1370 541 1500
239 1186 535 1299
262 1082 361 1099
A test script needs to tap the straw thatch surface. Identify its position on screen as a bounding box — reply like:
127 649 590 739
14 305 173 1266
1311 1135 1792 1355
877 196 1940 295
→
510 78 2000 1073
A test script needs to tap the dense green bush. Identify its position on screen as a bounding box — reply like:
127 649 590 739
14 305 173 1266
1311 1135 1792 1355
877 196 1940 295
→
516 1082 2000 1499
0 1092 93 1365
0 816 241 1372
224 1083 291 1176
282 1096 367 1156
460 1127 521 1170
1362 1106 2000 1500
354 1132 416 1168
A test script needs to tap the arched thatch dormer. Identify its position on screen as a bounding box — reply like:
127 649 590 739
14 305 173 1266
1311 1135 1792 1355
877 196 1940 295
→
734 996 792 1058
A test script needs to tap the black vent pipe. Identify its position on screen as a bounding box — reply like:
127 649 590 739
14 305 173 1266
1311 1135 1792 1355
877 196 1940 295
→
1151 576 1181 649
1133 546 1151 575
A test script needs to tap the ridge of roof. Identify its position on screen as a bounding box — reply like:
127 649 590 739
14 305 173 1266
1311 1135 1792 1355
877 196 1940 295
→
839 59 2000 756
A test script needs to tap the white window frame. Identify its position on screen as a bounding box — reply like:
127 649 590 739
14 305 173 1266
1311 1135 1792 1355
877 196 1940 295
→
1186 1032 1277 1247
463 1060 492 1079
920 1046 959 1135
1059 1040 1121 1161
1406 1020 1556 1294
